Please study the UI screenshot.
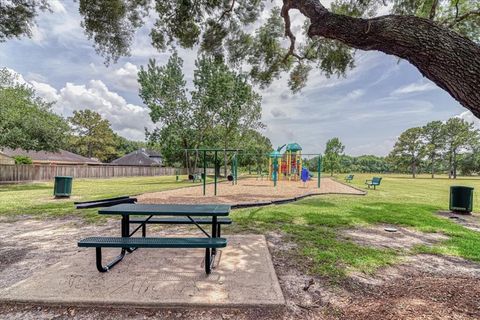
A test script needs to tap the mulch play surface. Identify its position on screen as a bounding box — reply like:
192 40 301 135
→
138 177 365 206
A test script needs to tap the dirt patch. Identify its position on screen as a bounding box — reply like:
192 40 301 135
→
437 211 480 232
341 225 448 250
339 254 480 319
138 177 365 206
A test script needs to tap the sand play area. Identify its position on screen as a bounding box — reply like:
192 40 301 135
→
138 177 365 206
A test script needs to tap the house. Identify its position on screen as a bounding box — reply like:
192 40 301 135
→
111 149 163 166
0 152 15 165
1 148 102 165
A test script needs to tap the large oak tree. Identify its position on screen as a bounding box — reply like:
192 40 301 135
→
3 0 479 116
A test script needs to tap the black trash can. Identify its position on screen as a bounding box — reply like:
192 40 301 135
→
449 186 474 214
54 176 73 198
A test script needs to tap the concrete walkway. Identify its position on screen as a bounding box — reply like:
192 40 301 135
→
0 235 284 308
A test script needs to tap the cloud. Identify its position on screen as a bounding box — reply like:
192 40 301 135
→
18 71 153 141
109 62 140 92
456 111 480 129
391 81 437 95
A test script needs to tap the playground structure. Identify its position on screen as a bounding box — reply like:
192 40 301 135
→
268 142 321 188
182 143 321 196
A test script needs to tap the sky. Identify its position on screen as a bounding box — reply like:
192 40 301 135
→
1 0 478 156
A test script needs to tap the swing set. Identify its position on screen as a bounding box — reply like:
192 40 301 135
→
184 148 241 196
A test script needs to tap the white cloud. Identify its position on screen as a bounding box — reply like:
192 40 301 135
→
391 81 437 95
16 71 152 141
100 62 140 92
456 111 480 129
30 81 60 103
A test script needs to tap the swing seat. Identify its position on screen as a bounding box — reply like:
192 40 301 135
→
227 175 234 182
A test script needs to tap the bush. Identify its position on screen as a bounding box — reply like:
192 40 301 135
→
13 155 33 164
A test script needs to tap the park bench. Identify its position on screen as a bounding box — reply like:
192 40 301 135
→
78 204 230 275
345 174 354 182
365 177 382 189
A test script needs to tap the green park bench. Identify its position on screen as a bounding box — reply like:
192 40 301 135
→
365 177 382 189
345 174 354 182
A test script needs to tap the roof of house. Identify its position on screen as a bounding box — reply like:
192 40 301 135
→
1 148 101 165
111 149 163 166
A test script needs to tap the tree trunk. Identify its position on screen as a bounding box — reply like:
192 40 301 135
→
412 159 416 179
292 1 480 117
431 158 435 179
453 150 457 179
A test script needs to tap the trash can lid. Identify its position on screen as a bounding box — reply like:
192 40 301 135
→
451 186 474 189
55 176 73 179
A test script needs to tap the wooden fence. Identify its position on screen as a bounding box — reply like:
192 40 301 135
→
0 165 188 183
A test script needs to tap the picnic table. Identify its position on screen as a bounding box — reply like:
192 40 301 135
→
78 203 230 275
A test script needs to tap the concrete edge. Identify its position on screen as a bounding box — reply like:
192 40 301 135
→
0 298 287 310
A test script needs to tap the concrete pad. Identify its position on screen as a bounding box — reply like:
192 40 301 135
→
0 235 284 308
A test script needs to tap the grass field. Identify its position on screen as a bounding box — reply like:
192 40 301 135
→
1 173 479 279
232 173 480 280
0 175 198 221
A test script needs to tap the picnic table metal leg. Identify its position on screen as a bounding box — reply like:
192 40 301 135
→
205 248 211 274
211 216 218 255
121 214 136 253
96 247 126 272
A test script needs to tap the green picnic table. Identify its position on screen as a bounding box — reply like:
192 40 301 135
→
78 204 230 274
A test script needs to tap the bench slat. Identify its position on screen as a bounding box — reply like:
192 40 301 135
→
78 237 227 249
129 217 232 225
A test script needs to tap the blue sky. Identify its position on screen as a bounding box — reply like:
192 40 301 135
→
1 0 478 156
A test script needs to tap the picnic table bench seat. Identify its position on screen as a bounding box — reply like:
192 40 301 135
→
78 236 227 274
345 174 354 182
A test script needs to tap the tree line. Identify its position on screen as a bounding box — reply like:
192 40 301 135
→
388 118 479 178
305 118 480 178
1 64 272 168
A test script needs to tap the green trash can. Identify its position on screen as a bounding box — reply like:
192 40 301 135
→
449 186 474 213
54 176 73 198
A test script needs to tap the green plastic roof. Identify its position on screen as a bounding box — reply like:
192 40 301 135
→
286 143 302 152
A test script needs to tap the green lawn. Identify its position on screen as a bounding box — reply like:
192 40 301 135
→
231 173 480 280
1 173 480 280
0 175 199 221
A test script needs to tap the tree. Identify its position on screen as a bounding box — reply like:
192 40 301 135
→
192 56 263 176
0 68 69 151
237 129 273 173
3 1 479 117
138 52 264 173
324 137 345 176
444 117 478 179
67 110 117 162
389 127 425 178
422 121 446 178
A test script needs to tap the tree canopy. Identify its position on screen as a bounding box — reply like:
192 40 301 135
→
2 0 479 116
0 68 69 151
67 109 118 162
138 52 265 170
324 137 345 176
